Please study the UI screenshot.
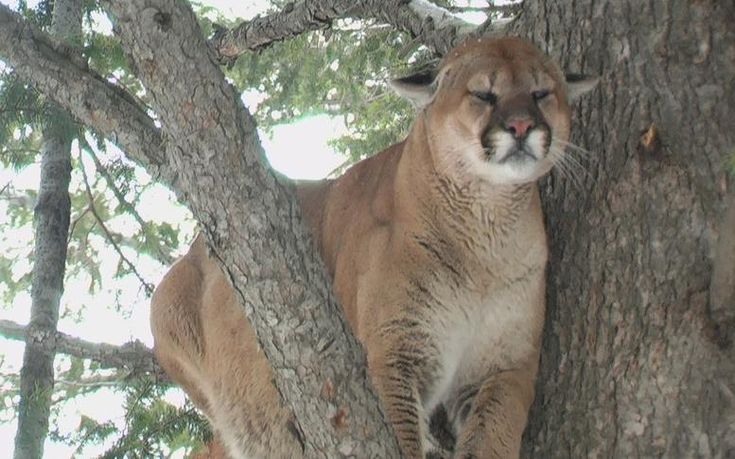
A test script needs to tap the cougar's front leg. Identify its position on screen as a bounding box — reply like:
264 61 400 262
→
368 326 437 459
453 366 536 459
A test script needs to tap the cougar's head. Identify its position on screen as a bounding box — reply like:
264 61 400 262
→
392 37 598 185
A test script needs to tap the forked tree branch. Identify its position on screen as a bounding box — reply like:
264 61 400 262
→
0 4 171 185
0 4 403 454
99 0 398 456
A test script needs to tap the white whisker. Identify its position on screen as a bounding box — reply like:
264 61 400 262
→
550 157 576 187
554 139 596 157
546 145 590 188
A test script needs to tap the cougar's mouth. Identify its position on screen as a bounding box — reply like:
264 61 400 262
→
483 129 547 165
497 143 539 163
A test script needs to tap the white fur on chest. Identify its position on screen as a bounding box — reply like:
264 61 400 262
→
423 267 543 413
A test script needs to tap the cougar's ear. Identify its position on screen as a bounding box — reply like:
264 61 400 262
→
565 73 599 101
390 67 440 109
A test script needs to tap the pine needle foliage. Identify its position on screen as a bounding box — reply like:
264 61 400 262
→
226 18 432 164
0 74 45 171
66 381 212 458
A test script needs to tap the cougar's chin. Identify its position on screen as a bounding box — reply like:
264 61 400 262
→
479 130 551 185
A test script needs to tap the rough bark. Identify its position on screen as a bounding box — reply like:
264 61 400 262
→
12 2 81 457
0 320 166 381
507 1 735 456
709 190 735 348
100 1 399 457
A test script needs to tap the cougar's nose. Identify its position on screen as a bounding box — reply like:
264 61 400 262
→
505 117 534 139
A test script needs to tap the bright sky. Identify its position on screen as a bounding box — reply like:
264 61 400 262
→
0 0 488 456
203 0 268 18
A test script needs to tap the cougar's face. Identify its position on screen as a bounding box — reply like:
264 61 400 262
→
427 38 574 186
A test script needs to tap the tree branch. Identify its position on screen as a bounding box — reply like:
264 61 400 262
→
0 4 172 185
56 373 138 388
0 319 166 382
211 0 359 61
80 141 176 265
211 0 477 61
101 1 398 456
445 2 523 16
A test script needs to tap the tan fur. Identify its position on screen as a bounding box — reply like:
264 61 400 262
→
151 37 595 458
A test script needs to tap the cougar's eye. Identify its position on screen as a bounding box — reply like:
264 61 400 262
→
471 91 498 105
532 89 550 101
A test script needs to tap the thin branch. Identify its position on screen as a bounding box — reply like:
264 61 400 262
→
0 318 25 341
48 374 130 408
80 140 175 265
445 2 523 16
211 0 479 61
67 207 91 244
0 319 167 382
82 142 148 230
78 149 155 296
0 107 41 115
56 374 133 388
445 6 489 13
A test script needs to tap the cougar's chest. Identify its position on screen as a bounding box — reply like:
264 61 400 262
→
422 240 546 413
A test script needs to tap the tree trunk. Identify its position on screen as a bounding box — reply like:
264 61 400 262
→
509 1 735 456
12 1 81 458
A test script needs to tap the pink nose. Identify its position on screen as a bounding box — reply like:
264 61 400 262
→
505 118 534 139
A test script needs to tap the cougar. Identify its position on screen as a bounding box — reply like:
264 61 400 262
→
150 36 597 458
